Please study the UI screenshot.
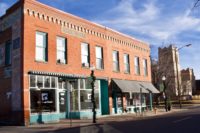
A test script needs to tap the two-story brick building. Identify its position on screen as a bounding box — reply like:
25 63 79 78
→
0 0 158 125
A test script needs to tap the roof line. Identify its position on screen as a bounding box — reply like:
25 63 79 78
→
27 0 149 46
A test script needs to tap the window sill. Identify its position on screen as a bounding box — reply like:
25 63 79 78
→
134 74 141 76
113 70 120 73
81 66 90 69
124 72 130 74
96 68 104 71
56 62 67 66
35 60 48 64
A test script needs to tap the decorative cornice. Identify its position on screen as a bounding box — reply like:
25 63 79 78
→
24 7 150 53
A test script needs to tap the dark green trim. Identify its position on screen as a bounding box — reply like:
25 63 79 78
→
100 80 109 115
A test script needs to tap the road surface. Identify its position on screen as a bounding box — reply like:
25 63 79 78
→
1 106 200 133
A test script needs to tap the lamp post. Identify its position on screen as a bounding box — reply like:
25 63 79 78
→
162 76 167 112
175 44 192 109
90 65 96 123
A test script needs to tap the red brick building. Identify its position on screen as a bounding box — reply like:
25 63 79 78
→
0 0 158 125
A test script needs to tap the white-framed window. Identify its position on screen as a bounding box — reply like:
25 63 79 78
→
134 56 140 75
56 36 66 64
35 31 47 61
29 75 57 113
29 75 101 113
113 50 119 72
124 54 130 73
143 59 148 76
96 46 103 69
81 43 90 67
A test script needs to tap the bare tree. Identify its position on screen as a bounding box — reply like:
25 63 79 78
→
193 0 200 8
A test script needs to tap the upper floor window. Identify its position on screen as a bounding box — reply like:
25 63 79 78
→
35 31 47 62
124 54 130 73
81 42 90 67
134 56 140 75
95 46 103 69
143 59 148 76
5 40 12 65
56 36 66 64
113 50 119 72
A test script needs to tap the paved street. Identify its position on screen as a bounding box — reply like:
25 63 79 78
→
1 105 200 133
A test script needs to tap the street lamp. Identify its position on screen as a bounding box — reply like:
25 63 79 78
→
175 44 192 109
162 76 167 112
90 65 96 123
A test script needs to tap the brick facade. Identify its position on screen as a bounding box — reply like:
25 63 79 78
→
0 0 152 125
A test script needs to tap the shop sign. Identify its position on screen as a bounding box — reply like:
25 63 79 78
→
87 94 91 100
61 27 86 39
59 92 65 105
42 92 53 103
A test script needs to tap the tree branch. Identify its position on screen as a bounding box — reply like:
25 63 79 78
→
194 0 200 8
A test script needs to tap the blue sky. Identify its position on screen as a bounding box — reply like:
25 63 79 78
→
0 0 200 79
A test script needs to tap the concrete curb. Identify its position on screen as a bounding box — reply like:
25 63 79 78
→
26 107 193 132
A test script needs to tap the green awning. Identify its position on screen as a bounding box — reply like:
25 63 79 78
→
112 79 159 94
28 70 86 78
139 82 160 93
112 79 149 93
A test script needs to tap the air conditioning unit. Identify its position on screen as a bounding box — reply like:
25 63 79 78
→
57 59 66 64
82 63 89 67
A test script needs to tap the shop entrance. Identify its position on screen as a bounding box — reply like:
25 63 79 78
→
58 79 79 119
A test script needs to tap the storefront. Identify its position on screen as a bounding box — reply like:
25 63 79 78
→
28 71 109 124
112 79 159 114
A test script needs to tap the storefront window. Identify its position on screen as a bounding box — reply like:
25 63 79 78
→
80 79 84 89
29 75 101 113
133 93 140 106
51 77 57 88
30 75 36 87
30 75 57 113
94 81 99 90
63 81 67 89
59 91 66 112
44 76 50 88
85 79 91 89
71 90 79 111
95 89 100 109
30 89 56 113
37 76 43 88
58 81 62 89
80 79 100 110
30 90 40 113
132 93 146 106
80 90 93 110
117 96 122 108
71 80 78 90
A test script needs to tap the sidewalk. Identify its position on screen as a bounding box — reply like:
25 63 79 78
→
28 107 187 130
